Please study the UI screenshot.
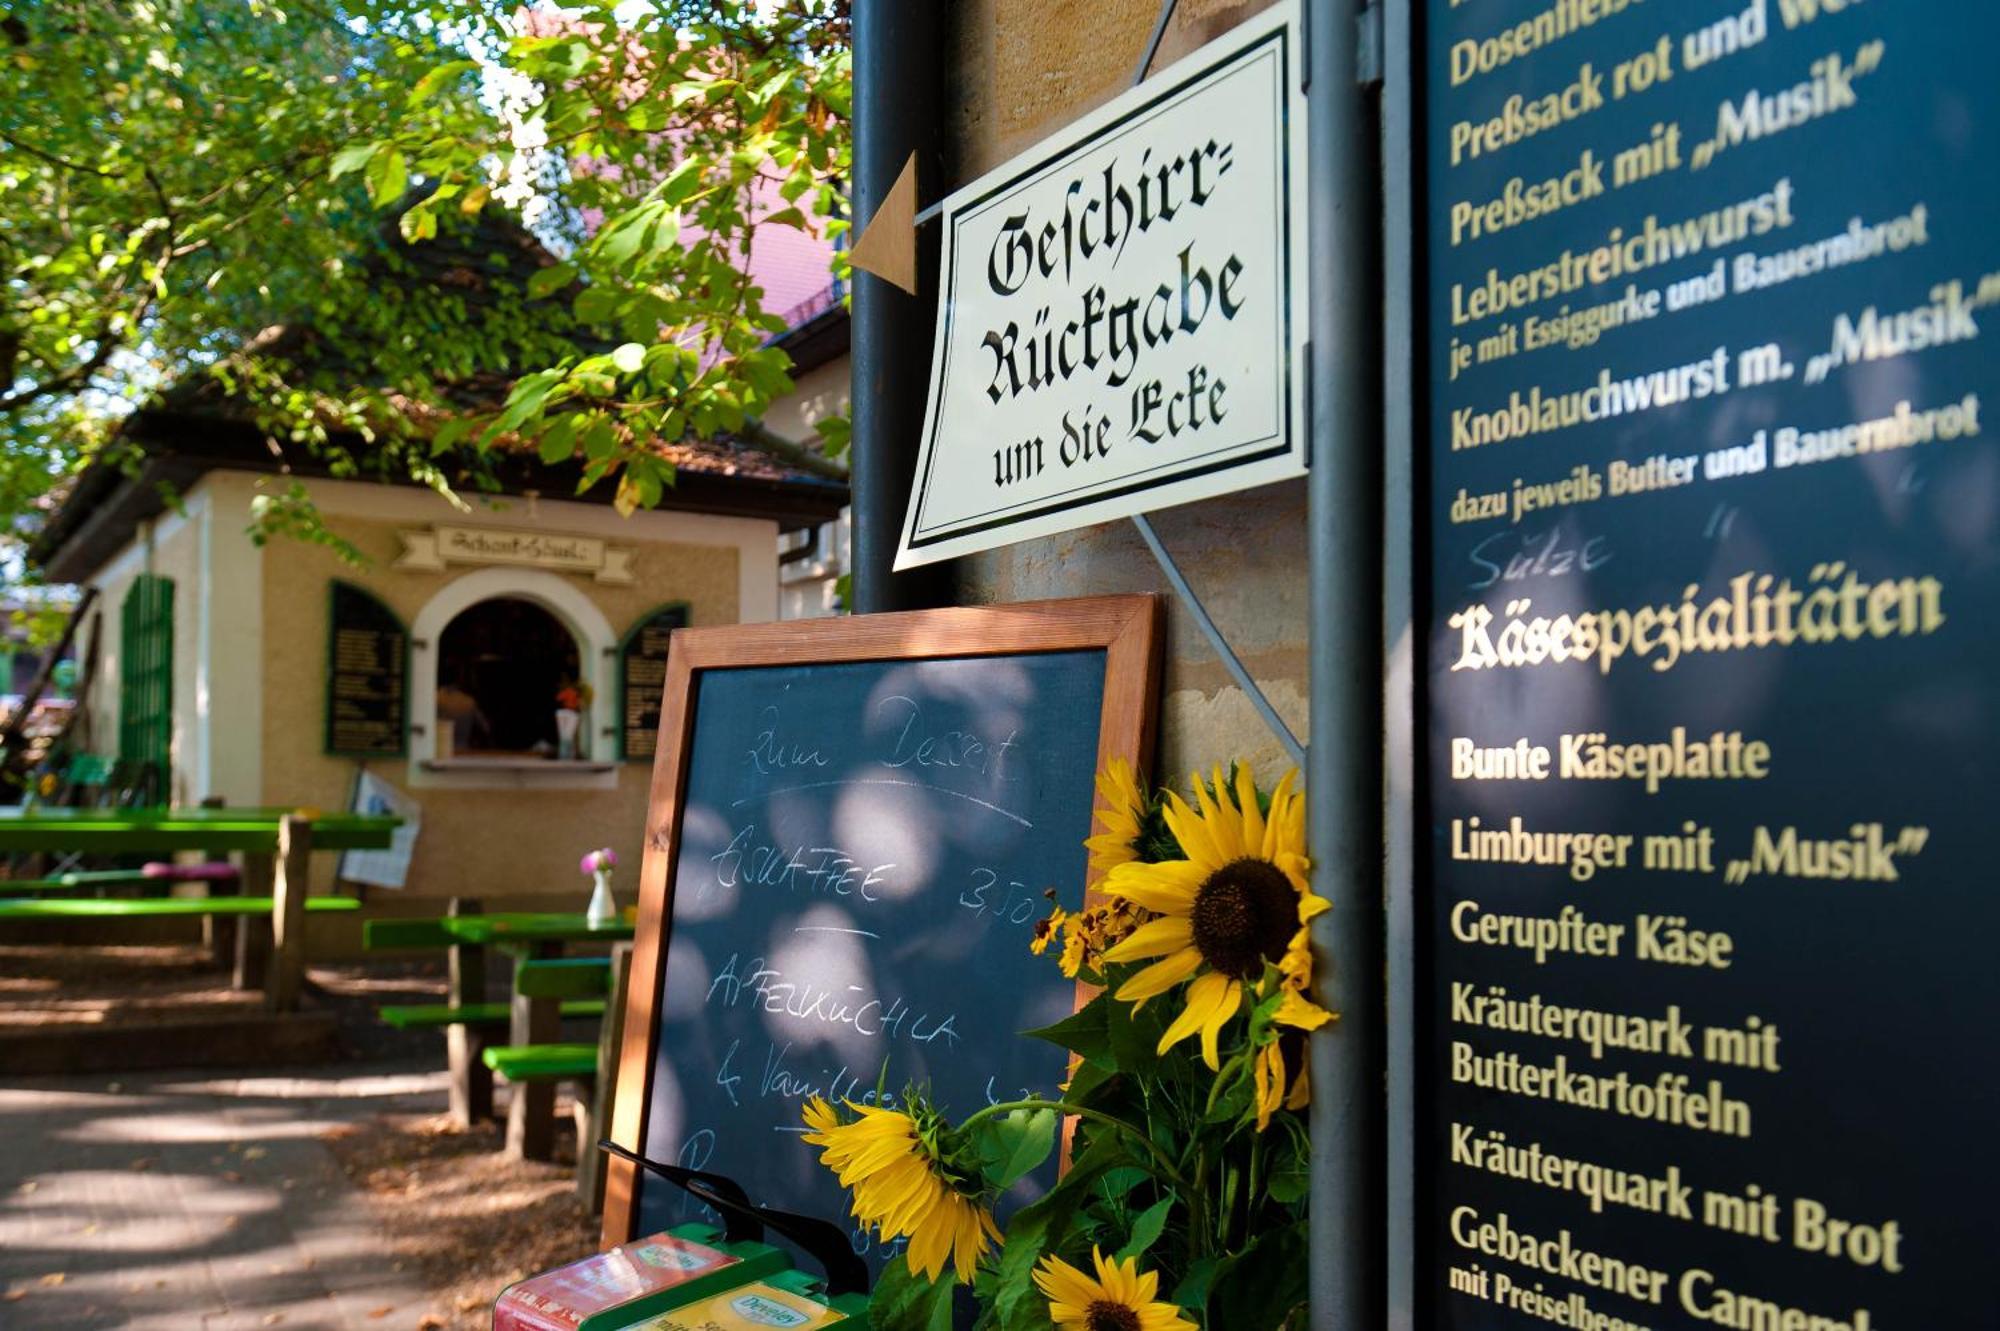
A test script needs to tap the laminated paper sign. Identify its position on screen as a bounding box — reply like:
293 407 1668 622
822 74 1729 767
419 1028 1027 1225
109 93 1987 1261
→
895 0 1307 568
491 1231 739 1330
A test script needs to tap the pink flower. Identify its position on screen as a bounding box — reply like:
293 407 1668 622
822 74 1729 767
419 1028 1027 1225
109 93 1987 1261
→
580 847 618 875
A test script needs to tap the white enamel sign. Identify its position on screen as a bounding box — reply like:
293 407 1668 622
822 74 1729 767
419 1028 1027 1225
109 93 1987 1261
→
896 2 1307 569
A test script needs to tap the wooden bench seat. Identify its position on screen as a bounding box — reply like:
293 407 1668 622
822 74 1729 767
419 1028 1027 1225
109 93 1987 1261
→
378 999 608 1029
513 956 612 1000
482 1042 600 1082
0 896 358 916
0 863 240 894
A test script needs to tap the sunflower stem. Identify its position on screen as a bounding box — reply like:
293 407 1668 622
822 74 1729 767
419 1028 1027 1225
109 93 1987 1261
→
957 1098 1192 1193
1204 1049 1251 1117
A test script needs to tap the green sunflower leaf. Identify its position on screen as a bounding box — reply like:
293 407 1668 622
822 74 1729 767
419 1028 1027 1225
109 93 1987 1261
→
1265 1140 1310 1205
1023 991 1111 1065
1103 982 1172 1076
989 1134 1130 1331
1113 1196 1174 1263
969 1106 1057 1192
1205 1221 1309 1331
865 1257 955 1331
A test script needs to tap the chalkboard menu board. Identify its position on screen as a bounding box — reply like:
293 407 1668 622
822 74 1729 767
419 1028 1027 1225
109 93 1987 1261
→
603 598 1161 1271
620 603 690 761
325 582 407 758
1422 5 1997 1329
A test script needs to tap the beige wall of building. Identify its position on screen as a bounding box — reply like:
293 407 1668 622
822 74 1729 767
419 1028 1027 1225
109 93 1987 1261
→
945 0 1307 788
77 470 782 912
762 355 851 447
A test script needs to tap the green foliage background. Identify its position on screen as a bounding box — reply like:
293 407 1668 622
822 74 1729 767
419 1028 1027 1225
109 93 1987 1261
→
0 0 849 569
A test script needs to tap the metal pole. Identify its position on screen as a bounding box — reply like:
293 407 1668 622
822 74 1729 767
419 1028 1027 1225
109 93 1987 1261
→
1306 1 1385 1329
849 0 951 614
1378 3 1418 1323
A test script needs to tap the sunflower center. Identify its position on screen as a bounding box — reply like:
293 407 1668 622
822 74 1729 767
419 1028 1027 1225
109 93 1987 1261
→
1086 1301 1142 1331
1189 857 1298 979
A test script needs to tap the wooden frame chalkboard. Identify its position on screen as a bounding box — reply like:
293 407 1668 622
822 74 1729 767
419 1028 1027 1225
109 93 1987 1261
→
600 594 1161 1246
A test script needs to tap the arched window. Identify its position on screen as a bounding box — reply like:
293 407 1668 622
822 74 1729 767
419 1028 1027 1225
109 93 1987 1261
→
407 567 617 788
436 597 580 756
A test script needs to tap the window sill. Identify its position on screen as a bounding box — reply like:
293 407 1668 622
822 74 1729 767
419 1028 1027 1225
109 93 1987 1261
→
409 757 621 791
420 758 617 774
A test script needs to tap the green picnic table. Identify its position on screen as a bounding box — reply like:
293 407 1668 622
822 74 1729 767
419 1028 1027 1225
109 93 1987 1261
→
365 909 633 1161
0 807 399 1010
0 806 397 852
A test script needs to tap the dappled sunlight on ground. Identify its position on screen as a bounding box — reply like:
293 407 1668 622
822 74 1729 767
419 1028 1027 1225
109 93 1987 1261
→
0 1063 442 1329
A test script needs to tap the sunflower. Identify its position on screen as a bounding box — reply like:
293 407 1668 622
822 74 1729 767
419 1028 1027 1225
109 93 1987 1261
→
1034 1247 1197 1331
1099 766 1332 1068
1083 757 1149 874
800 1096 999 1283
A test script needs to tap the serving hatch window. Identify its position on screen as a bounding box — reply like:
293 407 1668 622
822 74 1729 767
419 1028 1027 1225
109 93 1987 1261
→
434 596 582 757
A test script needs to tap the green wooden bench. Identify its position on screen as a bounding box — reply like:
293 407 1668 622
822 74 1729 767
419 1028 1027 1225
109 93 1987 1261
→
513 956 612 999
379 999 607 1029
0 894 358 1012
482 1042 601 1081
0 897 358 917
0 864 239 895
479 945 633 1212
0 809 394 1012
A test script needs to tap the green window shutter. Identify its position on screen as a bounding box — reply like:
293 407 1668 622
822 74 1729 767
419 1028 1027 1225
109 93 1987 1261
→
118 575 175 792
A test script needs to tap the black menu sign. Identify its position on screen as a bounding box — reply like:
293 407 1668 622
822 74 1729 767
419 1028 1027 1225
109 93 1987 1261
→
620 603 689 761
1422 4 1997 1328
325 581 407 758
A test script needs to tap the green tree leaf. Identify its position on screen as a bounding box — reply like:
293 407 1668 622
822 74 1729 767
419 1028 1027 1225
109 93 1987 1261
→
364 148 409 208
329 144 378 180
526 262 576 301
536 414 578 464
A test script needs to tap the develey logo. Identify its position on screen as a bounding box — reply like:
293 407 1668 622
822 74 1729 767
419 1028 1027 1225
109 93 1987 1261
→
636 1242 712 1271
727 1291 816 1326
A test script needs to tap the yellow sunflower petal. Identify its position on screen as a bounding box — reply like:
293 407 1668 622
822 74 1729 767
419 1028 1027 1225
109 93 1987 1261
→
1192 768 1243 861
1140 1306 1199 1331
1098 915 1192 963
1156 971 1240 1068
1160 788 1226 870
1286 1058 1312 1109
1262 771 1301 858
1276 990 1336 1031
1253 1042 1284 1131
1198 976 1239 1069
1102 859 1205 915
1233 764 1265 860
1034 1252 1103 1317
1113 945 1205 1005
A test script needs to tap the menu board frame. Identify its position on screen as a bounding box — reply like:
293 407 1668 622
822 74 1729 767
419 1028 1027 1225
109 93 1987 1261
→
1405 1 1998 1327
618 602 692 762
323 580 409 759
598 594 1163 1247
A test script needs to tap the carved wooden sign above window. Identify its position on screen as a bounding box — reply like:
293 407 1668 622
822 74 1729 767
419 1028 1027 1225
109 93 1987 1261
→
394 525 635 585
